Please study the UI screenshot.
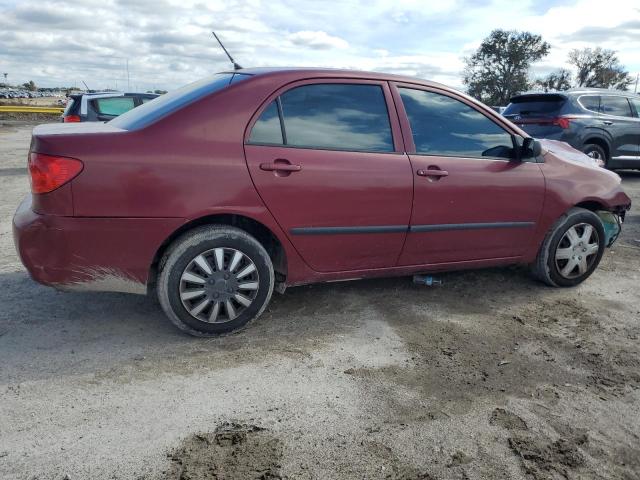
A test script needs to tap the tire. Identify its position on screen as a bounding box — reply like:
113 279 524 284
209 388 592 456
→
532 207 606 287
158 225 274 337
581 143 607 167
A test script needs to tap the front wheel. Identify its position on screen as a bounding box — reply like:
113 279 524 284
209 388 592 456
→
532 208 606 287
158 226 274 336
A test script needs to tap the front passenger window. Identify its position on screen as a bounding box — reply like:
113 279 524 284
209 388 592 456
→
399 88 514 159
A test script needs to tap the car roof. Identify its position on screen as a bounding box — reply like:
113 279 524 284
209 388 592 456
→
226 67 450 90
511 88 636 100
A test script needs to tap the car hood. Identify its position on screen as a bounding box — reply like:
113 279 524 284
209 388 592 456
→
538 139 601 168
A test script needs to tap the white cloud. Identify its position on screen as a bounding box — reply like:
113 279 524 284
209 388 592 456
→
288 31 349 50
0 0 638 92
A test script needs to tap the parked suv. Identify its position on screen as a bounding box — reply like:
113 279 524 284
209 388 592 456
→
61 91 159 122
503 89 640 169
14 69 631 336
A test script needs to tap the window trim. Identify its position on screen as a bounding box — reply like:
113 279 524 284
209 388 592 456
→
391 83 521 162
244 78 405 155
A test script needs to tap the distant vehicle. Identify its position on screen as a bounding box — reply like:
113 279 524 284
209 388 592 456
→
14 68 631 336
503 89 640 169
61 92 159 122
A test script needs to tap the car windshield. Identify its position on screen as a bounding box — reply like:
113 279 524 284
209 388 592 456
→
503 95 566 116
110 73 251 130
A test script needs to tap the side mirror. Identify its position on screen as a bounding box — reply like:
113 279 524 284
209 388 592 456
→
520 137 541 159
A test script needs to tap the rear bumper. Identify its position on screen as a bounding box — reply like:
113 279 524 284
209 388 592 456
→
13 195 183 294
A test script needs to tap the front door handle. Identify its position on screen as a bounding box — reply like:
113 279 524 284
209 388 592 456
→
417 168 448 178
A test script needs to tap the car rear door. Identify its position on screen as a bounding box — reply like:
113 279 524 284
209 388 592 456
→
244 80 413 272
392 84 545 266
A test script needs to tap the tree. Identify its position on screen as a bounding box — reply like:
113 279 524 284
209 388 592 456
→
568 48 632 90
463 29 550 105
22 80 37 91
535 69 573 92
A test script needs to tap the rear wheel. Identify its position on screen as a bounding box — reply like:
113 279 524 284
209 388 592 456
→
158 226 274 336
582 143 607 167
532 208 605 287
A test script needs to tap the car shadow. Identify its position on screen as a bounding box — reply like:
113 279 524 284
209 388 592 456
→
0 266 542 383
617 169 640 180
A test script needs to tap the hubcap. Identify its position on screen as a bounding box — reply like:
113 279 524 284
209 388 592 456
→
587 150 601 160
179 248 259 323
554 223 599 279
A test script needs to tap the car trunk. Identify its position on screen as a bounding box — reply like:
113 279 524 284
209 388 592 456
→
29 122 127 216
503 94 568 136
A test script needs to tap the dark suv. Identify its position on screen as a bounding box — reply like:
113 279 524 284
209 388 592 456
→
61 92 159 123
503 90 640 169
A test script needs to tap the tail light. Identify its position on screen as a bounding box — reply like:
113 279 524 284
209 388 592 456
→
513 116 572 129
28 152 83 194
552 117 572 129
63 115 81 123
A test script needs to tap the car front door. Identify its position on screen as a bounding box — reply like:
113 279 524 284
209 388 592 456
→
244 80 413 272
392 84 545 266
599 95 639 163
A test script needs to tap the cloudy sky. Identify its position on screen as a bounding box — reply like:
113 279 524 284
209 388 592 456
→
0 0 638 92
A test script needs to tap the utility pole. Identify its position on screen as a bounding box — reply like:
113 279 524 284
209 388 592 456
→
126 59 130 91
635 73 639 94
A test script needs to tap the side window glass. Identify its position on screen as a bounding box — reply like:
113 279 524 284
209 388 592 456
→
630 97 640 118
279 84 394 152
579 95 600 113
248 101 283 145
94 97 135 116
399 88 514 159
600 96 633 117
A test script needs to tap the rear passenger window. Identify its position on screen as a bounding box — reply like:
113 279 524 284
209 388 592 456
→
94 97 135 116
279 84 394 152
399 88 514 159
600 96 633 117
249 101 283 145
579 95 600 113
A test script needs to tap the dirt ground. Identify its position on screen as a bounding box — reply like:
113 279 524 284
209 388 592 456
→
1 119 639 480
0 97 64 107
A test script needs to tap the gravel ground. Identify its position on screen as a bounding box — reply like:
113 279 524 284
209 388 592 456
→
1 120 639 480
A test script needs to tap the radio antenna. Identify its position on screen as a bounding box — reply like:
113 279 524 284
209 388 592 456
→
211 31 242 70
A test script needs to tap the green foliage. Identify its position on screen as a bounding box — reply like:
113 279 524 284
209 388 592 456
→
463 29 550 105
535 69 573 92
568 48 633 90
22 80 37 91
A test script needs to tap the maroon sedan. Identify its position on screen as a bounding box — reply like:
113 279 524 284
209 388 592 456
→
13 68 631 336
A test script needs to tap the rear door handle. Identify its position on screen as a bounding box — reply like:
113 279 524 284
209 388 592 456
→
417 168 448 178
259 162 302 172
